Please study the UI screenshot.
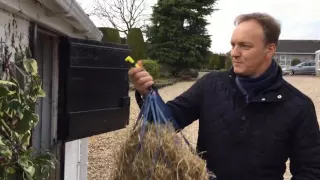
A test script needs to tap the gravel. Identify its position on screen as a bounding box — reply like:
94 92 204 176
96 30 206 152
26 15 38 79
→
87 75 320 180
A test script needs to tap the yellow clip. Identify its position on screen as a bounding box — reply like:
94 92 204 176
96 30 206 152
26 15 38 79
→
125 56 135 64
125 56 140 68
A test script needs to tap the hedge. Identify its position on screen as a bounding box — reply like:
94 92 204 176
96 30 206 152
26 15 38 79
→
142 59 160 80
99 27 121 44
127 28 148 60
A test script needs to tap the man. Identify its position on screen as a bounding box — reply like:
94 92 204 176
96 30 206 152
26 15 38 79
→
128 12 320 180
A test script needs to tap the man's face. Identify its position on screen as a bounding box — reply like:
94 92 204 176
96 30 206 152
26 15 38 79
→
230 20 275 77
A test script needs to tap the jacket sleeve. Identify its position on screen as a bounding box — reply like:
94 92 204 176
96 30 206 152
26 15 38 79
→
165 74 208 130
290 101 320 180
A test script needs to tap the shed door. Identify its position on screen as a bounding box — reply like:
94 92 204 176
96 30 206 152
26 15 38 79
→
58 37 131 142
32 30 56 151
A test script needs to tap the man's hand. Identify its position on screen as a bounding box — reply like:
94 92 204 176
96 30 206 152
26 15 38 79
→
128 61 154 96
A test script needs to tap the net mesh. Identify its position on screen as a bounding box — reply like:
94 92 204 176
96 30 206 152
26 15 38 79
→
111 88 216 180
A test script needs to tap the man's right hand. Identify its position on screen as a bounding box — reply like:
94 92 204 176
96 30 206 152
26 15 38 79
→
128 61 154 96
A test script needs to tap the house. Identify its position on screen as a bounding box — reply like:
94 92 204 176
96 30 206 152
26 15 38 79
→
273 39 320 68
0 1 131 180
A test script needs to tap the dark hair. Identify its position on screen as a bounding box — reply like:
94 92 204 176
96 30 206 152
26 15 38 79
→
234 12 281 46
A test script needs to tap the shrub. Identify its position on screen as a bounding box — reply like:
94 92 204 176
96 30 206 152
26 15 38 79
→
189 68 199 78
142 59 160 79
120 37 127 44
208 54 220 70
218 55 227 69
99 27 121 44
127 28 148 60
202 50 213 69
158 64 173 78
177 68 199 80
225 56 232 69
0 57 57 179
291 58 301 66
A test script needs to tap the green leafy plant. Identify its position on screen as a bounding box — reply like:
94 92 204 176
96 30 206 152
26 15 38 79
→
99 27 121 44
208 53 221 70
0 15 56 180
127 28 148 60
142 59 160 80
225 55 232 69
146 0 218 70
0 57 57 180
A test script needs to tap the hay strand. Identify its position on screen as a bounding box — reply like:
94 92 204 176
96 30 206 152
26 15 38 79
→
111 121 215 180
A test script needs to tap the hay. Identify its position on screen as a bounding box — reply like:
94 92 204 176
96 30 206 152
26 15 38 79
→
111 121 215 180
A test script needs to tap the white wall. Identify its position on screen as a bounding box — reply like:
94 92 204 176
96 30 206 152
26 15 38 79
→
64 138 88 180
0 9 29 62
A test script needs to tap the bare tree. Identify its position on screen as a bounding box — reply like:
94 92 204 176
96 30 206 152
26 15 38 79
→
90 0 149 36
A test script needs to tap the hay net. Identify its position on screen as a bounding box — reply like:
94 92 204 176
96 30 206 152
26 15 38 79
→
111 86 216 180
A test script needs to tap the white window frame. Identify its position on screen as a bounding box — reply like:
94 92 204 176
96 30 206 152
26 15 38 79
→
316 53 320 70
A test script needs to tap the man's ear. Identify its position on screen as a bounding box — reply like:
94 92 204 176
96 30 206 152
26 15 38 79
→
266 43 276 58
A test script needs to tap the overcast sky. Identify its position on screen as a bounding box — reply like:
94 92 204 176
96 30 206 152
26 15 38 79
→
77 0 320 53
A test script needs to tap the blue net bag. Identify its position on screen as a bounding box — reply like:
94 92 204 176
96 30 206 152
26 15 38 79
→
110 57 216 180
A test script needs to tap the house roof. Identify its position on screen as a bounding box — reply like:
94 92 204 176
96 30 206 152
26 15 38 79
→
0 0 102 41
276 40 320 54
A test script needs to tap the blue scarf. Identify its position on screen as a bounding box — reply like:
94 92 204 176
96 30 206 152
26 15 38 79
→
235 60 278 101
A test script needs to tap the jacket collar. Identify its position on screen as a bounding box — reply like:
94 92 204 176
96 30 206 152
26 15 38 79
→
227 63 287 103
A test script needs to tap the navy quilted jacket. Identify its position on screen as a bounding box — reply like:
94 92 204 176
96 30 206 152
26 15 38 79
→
135 67 320 180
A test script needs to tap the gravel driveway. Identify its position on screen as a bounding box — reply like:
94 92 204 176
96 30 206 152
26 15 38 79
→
87 75 320 180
